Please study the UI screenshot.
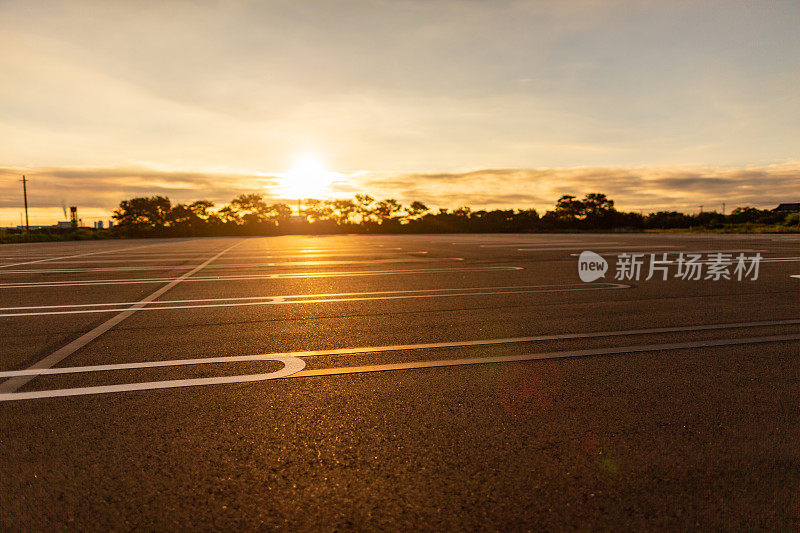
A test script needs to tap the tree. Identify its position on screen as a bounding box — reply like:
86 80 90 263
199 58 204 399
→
268 203 293 225
553 195 585 222
405 201 429 221
582 193 614 216
187 200 215 219
453 206 471 218
374 199 403 223
303 198 334 223
331 199 357 225
355 194 376 223
112 196 172 231
168 203 199 227
217 205 241 225
231 194 269 225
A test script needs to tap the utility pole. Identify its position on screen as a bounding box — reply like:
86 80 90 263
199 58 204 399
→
722 202 726 216
21 175 29 231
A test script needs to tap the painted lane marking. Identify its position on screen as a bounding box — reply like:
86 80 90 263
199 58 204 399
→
0 283 618 310
0 247 406 259
471 242 622 247
567 256 800 264
21 247 408 257
0 266 525 289
4 317 795 372
568 249 766 257
0 356 305 402
517 245 677 251
791 275 800 279
0 241 245 394
752 257 800 262
35 251 429 263
0 241 190 269
201 318 800 359
290 333 800 379
0 283 630 317
0 258 465 274
2 333 797 401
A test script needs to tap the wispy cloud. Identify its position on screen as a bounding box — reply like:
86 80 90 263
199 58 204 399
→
1 1 799 172
2 162 797 225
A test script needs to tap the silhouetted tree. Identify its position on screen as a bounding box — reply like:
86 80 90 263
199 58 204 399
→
112 196 172 234
355 194 376 224
109 191 784 237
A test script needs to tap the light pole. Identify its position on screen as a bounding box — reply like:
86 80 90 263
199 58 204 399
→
21 175 29 231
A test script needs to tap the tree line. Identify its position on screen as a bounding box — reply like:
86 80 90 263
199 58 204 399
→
110 192 800 236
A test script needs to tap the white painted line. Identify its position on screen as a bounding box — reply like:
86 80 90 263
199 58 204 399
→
0 241 189 269
28 247 407 257
0 257 465 274
0 266 525 289
792 275 800 279
290 333 800 379
568 249 766 257
0 355 305 402
517 245 677 251
5 317 794 371
0 283 630 317
476 242 621 248
568 256 800 264
4 332 797 401
0 283 620 310
36 251 428 263
0 240 245 394
216 317 800 359
0 282 627 311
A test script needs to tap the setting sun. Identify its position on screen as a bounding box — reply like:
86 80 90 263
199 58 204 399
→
278 154 336 199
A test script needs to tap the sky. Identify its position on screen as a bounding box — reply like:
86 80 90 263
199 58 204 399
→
1 0 798 225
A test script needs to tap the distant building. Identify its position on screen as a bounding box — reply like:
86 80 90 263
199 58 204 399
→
56 221 73 229
773 203 800 212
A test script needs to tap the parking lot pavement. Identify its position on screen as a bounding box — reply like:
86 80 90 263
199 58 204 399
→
1 234 798 529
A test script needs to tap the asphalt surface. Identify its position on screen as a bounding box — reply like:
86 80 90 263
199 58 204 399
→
1 233 798 530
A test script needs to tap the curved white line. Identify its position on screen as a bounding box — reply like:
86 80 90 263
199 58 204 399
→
0 356 306 401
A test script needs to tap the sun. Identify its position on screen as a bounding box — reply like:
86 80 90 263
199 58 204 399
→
278 154 336 199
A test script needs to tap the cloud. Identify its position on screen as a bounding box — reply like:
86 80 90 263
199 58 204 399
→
355 162 800 212
2 161 797 225
0 166 279 210
1 1 799 173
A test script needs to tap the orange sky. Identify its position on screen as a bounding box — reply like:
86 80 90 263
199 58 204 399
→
1 1 799 224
